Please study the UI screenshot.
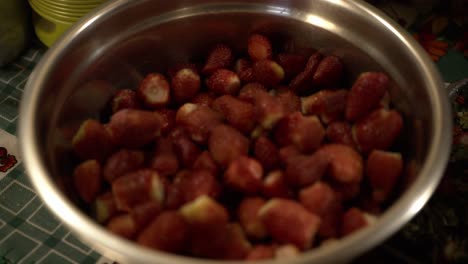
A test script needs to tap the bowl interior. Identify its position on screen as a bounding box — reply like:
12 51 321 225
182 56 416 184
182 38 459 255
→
21 1 449 263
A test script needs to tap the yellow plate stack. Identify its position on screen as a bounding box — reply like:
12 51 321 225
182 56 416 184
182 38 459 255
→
29 0 106 47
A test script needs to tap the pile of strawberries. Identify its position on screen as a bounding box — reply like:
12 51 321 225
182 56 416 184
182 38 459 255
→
71 34 404 260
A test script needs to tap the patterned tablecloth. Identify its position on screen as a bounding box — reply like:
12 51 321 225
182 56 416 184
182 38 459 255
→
0 1 467 263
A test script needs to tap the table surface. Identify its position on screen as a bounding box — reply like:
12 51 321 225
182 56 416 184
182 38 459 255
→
0 1 467 264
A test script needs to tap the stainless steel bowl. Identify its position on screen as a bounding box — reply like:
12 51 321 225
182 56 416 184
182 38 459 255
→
18 0 451 263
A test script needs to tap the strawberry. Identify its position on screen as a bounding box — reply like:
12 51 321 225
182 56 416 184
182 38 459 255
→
301 89 349 124
254 92 287 129
326 121 357 149
137 73 170 108
212 95 256 134
72 119 114 161
312 55 344 87
285 152 329 187
130 201 162 227
238 197 268 240
209 124 249 167
262 170 293 198
234 58 255 83
107 214 137 239
112 169 165 212
192 151 220 177
299 182 342 238
183 170 221 203
224 156 264 194
253 59 285 87
275 87 302 114
352 108 404 153
93 192 117 224
169 128 201 168
171 68 201 103
175 103 223 144
341 207 369 236
73 160 102 203
290 52 323 94
316 144 363 183
103 149 145 183
253 136 280 172
259 199 321 250
206 69 241 95
278 145 302 166
275 244 301 259
191 92 217 107
107 109 162 148
154 108 176 136
248 34 273 61
366 150 403 203
246 245 275 260
167 63 199 79
346 72 389 121
149 137 180 177
202 44 234 75
274 112 325 153
137 211 188 253
179 195 229 229
238 82 268 103
111 89 141 113
277 53 307 81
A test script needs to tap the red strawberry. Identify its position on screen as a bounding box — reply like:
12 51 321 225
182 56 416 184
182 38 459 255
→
352 108 404 153
137 73 170 108
246 245 275 260
111 89 141 113
212 95 255 134
262 170 293 198
312 55 344 87
366 150 403 203
278 145 302 166
149 137 180 177
285 152 329 187
206 69 241 95
107 109 162 148
93 192 117 223
209 124 249 167
277 53 308 81
72 119 114 161
248 34 273 61
332 181 361 201
346 72 389 121
253 59 285 87
179 195 229 229
254 136 280 172
73 160 102 203
168 63 199 78
254 92 287 130
316 144 363 183
130 201 162 227
238 197 268 240
259 199 321 250
169 128 202 168
274 112 325 153
341 207 370 236
290 52 323 94
202 44 234 75
155 108 176 136
238 82 268 103
137 211 188 253
192 151 220 177
107 214 137 239
299 182 343 238
326 121 358 149
191 92 217 107
275 88 302 114
301 89 349 124
112 169 165 212
224 156 264 194
183 170 221 203
275 244 301 259
171 68 201 103
234 58 255 83
175 103 223 144
103 149 145 183
165 170 190 210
